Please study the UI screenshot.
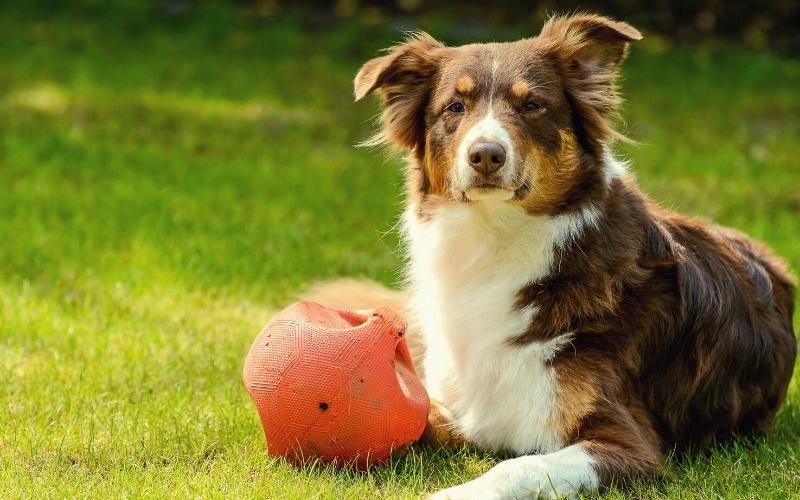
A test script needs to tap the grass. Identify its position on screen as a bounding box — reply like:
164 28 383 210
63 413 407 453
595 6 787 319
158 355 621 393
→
1 4 799 498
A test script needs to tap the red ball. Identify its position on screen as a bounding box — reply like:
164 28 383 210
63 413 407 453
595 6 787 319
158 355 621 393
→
242 301 429 468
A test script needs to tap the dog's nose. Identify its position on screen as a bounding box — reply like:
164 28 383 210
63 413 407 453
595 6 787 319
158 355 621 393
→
467 142 506 176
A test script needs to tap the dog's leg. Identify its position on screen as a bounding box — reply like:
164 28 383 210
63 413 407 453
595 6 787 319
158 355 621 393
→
421 399 465 449
429 403 663 499
429 443 596 500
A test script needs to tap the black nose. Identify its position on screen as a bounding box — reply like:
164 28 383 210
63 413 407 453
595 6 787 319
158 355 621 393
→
467 142 506 176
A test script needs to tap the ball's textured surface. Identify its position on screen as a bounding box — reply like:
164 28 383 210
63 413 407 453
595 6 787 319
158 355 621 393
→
242 301 429 468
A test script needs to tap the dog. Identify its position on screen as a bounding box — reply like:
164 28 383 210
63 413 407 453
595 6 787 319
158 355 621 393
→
308 13 797 499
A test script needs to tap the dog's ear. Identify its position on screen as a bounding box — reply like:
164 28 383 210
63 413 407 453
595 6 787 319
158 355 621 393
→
539 14 641 149
540 14 641 75
354 32 446 150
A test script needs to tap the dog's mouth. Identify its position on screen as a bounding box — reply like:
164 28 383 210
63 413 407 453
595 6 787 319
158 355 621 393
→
460 183 531 203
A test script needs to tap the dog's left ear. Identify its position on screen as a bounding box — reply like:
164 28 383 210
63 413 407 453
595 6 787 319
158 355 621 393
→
354 32 447 150
539 14 642 148
540 14 641 75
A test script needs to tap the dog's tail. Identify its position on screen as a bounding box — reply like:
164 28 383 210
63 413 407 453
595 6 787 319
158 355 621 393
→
301 278 407 312
299 279 425 372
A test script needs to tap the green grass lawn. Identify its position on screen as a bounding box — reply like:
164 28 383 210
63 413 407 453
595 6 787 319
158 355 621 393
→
2 4 800 499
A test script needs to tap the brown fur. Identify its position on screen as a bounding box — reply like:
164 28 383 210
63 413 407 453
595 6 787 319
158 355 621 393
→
540 179 797 484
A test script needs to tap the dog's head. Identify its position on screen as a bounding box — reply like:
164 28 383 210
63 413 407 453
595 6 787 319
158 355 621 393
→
355 14 641 215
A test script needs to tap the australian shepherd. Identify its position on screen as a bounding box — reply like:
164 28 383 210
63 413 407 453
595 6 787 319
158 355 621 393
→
307 13 797 499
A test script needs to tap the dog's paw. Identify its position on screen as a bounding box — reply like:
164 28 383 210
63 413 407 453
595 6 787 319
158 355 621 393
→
429 479 569 500
421 399 466 449
427 481 503 500
428 453 588 499
427 460 521 500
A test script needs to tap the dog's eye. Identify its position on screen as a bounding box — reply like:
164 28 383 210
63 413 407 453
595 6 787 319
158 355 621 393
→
521 101 541 112
446 102 465 113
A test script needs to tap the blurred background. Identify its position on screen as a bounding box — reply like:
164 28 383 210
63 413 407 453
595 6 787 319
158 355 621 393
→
245 0 800 49
1 1 799 498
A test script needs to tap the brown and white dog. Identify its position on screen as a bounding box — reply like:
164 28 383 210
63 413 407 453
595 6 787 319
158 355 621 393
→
311 13 797 499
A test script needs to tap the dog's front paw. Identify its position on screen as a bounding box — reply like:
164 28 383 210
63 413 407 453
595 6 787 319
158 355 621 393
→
421 399 466 449
427 480 503 500
428 454 586 500
427 461 519 500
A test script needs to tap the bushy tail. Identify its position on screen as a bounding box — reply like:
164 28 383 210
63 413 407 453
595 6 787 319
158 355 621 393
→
299 279 425 373
301 278 407 313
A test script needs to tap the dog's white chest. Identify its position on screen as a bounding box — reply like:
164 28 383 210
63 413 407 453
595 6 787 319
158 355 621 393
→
405 202 595 454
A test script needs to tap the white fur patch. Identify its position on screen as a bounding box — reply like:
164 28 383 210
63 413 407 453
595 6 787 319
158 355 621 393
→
602 149 629 182
429 443 599 499
464 186 515 202
456 110 516 189
404 201 600 455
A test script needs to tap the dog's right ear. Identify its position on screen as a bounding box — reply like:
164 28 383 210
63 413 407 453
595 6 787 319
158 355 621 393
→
354 32 446 150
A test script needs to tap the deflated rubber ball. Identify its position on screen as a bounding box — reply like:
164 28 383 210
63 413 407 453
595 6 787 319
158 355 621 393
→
242 301 429 468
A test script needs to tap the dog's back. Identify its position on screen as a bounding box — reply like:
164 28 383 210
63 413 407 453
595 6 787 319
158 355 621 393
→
646 214 796 450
